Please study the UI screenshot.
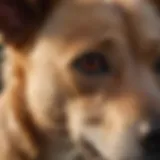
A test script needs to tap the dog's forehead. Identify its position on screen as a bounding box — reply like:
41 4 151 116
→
31 0 160 61
42 0 125 42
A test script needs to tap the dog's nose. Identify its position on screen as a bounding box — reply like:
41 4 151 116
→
141 123 160 154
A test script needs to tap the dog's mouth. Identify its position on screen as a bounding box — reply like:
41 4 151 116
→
79 138 105 160
78 138 160 160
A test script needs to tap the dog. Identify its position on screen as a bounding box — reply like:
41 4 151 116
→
0 0 160 160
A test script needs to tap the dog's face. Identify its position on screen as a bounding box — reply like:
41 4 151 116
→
1 0 160 160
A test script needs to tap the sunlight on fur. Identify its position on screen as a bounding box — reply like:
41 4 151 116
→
0 0 160 160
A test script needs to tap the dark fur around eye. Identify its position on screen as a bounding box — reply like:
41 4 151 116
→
72 52 110 76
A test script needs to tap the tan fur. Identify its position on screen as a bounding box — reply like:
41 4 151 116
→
0 0 160 160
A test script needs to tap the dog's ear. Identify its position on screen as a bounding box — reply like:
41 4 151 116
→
0 0 52 47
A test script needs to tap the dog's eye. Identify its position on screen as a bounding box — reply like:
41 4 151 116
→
73 52 110 75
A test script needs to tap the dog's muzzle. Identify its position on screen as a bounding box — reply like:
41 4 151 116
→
77 126 160 160
80 138 105 160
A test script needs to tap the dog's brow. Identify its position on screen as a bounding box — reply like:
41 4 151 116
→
95 37 117 49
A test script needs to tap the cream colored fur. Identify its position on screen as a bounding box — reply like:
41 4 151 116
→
0 0 160 160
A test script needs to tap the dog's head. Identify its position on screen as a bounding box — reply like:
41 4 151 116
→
1 0 160 160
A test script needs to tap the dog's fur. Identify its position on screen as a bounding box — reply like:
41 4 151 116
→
0 0 160 160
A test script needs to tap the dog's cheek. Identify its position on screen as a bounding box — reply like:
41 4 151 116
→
25 66 67 130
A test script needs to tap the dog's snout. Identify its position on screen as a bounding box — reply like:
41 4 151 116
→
141 121 160 154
